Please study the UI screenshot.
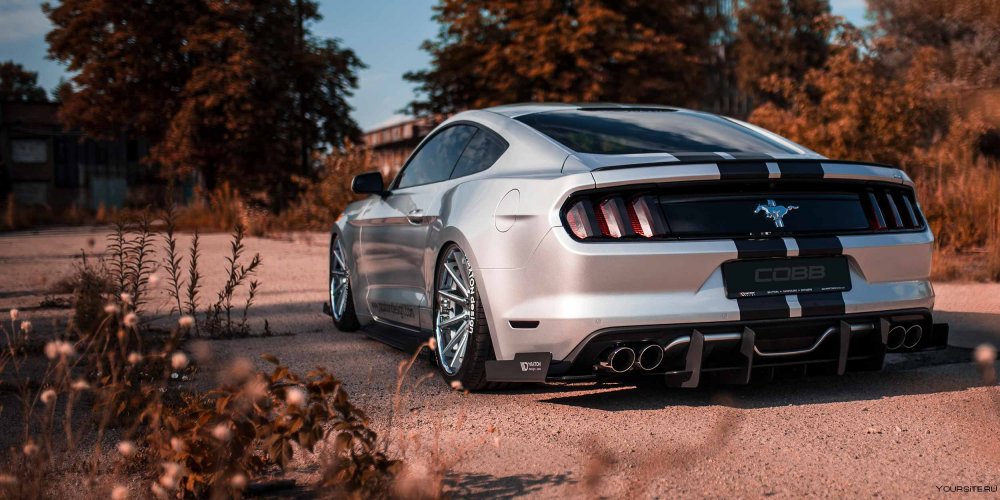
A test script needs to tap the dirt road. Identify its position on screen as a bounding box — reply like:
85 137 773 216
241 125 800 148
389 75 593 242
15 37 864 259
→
2 227 999 497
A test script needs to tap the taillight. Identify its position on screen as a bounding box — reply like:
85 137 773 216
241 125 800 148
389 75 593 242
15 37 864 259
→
563 195 669 240
863 188 924 231
565 200 599 239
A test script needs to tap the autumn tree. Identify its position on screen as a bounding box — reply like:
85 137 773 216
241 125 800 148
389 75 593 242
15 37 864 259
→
734 0 831 104
869 0 1000 88
44 0 363 200
747 25 945 166
0 61 47 102
404 0 722 115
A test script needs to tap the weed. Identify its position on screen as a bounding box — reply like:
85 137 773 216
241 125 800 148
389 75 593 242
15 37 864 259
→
163 205 185 317
185 230 203 336
204 224 261 337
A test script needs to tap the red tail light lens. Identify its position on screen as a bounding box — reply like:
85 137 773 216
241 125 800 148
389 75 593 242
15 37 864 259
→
565 200 598 239
563 194 669 240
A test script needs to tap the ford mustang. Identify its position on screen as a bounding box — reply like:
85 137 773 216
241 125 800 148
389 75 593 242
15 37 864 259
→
327 103 948 390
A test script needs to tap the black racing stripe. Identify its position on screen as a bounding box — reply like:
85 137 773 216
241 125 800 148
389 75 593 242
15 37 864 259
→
670 152 723 162
718 161 770 180
735 238 787 259
727 152 773 160
737 296 791 321
794 237 843 257
777 161 824 179
797 292 846 316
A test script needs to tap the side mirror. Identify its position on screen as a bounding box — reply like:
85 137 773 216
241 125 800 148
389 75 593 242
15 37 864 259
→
352 171 385 195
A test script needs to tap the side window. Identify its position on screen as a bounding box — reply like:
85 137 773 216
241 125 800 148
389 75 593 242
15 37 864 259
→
450 130 508 179
396 125 476 189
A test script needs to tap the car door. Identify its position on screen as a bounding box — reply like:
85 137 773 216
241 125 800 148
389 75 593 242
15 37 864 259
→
358 124 478 331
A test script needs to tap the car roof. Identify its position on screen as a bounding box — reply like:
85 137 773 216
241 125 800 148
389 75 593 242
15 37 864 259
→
485 102 681 118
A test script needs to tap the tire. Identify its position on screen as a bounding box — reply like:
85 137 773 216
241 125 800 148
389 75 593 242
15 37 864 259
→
330 235 359 332
433 244 504 391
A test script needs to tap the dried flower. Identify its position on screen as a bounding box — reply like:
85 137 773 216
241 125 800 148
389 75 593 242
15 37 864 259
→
111 485 128 500
450 380 463 391
120 292 132 304
128 352 142 365
104 303 119 315
427 337 437 351
117 440 136 458
9 309 17 321
974 343 997 364
159 462 182 489
148 274 160 286
170 437 187 453
57 341 75 358
975 343 997 384
178 315 195 329
170 352 189 370
211 423 232 442
123 312 139 328
19 320 31 334
40 389 57 405
285 387 306 407
44 341 58 360
22 442 39 457
230 473 247 490
150 482 167 499
71 379 91 391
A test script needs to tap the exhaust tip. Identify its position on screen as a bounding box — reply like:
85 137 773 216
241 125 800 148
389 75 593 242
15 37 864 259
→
636 344 664 371
902 325 923 349
599 346 636 373
886 326 906 350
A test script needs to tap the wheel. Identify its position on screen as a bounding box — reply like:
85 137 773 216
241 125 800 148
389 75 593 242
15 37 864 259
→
330 235 359 331
433 244 501 391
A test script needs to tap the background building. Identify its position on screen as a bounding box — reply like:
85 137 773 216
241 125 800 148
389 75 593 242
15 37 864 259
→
362 116 441 179
0 100 161 209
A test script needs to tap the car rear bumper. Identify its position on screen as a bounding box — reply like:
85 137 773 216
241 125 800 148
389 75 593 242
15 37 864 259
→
477 228 936 364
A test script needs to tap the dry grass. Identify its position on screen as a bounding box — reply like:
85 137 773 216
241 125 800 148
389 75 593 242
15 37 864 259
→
0 218 404 498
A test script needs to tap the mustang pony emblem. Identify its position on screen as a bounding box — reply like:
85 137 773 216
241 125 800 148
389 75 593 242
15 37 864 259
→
754 199 798 228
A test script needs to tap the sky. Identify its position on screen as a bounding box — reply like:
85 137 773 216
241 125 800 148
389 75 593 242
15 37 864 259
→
0 0 869 131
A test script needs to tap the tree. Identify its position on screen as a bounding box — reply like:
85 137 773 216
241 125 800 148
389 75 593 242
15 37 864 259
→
44 0 363 200
747 26 945 166
0 61 47 102
734 0 831 104
869 0 1000 88
404 0 722 116
51 78 73 102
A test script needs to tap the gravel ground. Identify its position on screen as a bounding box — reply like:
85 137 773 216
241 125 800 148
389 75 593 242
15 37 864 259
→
2 226 999 498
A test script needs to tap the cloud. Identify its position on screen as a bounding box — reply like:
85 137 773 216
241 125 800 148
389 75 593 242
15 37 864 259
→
0 0 52 43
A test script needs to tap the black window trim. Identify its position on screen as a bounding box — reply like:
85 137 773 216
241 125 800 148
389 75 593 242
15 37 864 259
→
390 120 509 191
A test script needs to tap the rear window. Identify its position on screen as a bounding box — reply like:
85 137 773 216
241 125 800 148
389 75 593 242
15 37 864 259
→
515 109 799 155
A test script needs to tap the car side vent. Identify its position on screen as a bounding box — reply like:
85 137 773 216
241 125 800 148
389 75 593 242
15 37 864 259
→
862 188 924 231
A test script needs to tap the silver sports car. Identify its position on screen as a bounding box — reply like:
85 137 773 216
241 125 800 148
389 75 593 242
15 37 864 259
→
328 103 948 390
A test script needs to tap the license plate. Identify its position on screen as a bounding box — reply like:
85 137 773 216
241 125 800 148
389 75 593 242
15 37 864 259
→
722 256 851 299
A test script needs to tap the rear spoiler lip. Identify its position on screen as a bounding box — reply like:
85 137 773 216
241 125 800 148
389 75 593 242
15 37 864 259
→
590 157 901 172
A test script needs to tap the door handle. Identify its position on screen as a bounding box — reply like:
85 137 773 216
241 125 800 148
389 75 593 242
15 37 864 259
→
406 209 424 224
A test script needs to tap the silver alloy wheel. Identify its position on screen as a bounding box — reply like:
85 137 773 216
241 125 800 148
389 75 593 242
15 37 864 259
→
330 238 349 321
435 246 473 375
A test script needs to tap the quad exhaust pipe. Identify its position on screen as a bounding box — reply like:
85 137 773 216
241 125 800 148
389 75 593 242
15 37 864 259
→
887 324 923 351
636 344 664 371
599 344 663 373
599 346 636 373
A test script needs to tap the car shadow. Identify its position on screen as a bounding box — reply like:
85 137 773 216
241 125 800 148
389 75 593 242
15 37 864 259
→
444 472 575 498
537 346 989 411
